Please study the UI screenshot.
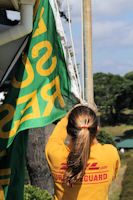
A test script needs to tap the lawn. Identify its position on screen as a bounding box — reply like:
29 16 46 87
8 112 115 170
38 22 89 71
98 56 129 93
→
109 164 127 200
101 124 133 137
109 150 133 200
101 121 133 200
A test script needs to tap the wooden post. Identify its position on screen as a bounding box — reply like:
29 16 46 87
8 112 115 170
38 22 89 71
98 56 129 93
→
82 0 94 104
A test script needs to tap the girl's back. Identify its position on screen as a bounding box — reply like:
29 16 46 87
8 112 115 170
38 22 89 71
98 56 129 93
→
45 116 120 200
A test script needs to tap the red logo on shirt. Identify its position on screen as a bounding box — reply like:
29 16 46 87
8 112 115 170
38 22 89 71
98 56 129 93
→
60 162 102 171
86 162 100 170
54 162 109 184
60 163 67 170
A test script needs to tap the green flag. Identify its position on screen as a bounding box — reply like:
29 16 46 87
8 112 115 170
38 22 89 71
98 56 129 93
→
0 133 27 200
0 0 81 199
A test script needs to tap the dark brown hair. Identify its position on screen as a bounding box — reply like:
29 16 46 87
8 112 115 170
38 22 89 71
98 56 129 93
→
64 105 98 186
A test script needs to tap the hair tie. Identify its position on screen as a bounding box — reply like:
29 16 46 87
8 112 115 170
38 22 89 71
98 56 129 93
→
79 125 89 129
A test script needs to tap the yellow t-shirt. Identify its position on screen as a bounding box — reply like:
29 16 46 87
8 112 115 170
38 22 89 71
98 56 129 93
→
45 117 120 200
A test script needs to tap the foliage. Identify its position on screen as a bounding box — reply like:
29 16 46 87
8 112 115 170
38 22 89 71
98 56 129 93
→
115 78 133 111
124 71 133 81
97 130 116 147
120 156 133 200
124 72 133 109
24 185 52 200
94 72 133 124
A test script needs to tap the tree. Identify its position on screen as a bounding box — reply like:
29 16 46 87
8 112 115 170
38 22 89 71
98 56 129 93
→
94 72 133 124
115 76 133 110
125 71 133 81
26 125 55 194
124 72 133 109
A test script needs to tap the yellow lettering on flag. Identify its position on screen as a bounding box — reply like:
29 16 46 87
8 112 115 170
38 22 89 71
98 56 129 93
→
0 179 10 185
41 76 65 116
12 55 34 88
16 90 41 123
0 91 40 138
32 41 57 76
0 186 4 200
0 169 11 176
0 168 11 199
33 7 47 37
0 104 19 139
0 150 6 157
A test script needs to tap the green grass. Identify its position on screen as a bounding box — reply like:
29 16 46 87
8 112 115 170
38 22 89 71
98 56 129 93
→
109 165 127 200
101 124 133 137
101 110 133 199
119 151 133 200
109 151 133 200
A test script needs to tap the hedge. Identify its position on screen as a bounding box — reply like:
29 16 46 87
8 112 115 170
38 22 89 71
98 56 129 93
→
97 130 116 147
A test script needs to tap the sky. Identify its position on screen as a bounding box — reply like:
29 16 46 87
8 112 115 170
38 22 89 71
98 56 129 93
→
7 0 133 76
61 0 133 76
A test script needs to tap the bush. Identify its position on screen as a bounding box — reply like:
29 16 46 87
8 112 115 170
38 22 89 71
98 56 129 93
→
97 130 116 147
24 184 52 200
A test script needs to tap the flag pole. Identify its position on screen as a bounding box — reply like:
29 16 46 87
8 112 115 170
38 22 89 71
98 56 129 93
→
82 0 94 104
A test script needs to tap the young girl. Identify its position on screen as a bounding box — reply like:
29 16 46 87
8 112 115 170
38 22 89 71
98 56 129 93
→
45 105 120 200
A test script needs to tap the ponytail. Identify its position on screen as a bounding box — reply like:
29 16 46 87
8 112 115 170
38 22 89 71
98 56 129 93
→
64 105 98 186
65 128 90 186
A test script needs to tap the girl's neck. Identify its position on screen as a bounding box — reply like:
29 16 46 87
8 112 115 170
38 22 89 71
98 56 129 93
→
91 138 99 145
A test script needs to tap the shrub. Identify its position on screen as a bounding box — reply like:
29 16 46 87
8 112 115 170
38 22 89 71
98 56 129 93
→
24 184 52 200
97 130 116 147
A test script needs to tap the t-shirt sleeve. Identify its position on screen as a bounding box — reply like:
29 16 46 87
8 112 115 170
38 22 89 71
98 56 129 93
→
48 116 68 141
45 116 68 167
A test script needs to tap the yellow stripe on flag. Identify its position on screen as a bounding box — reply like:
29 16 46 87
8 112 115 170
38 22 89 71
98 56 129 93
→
0 168 11 176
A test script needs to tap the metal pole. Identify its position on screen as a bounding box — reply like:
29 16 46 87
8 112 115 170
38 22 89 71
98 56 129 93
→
82 0 94 104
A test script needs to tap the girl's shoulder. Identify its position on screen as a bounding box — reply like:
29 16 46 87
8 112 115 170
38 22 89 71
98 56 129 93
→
102 143 119 156
102 143 117 150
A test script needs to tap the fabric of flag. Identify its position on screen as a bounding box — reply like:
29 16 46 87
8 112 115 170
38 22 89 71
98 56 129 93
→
0 133 27 200
0 0 81 199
